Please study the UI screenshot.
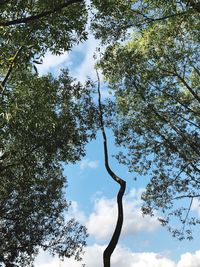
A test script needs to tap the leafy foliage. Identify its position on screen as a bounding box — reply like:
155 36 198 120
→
0 0 87 76
0 69 96 266
95 1 200 239
0 1 98 265
91 0 200 43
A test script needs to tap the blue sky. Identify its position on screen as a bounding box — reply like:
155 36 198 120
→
35 36 200 267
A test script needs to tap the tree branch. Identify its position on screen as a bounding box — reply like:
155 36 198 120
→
1 46 23 90
176 74 200 104
96 69 126 267
151 125 200 174
131 8 188 24
147 81 200 116
192 64 200 77
133 81 200 157
0 0 83 27
179 196 194 236
148 11 188 22
173 194 200 200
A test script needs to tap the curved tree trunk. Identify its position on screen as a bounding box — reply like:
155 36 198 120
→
103 181 126 267
96 70 126 267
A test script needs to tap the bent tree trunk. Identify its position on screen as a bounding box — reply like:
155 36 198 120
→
96 70 126 267
103 181 126 267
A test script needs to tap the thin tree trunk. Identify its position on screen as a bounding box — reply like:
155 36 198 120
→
96 70 126 267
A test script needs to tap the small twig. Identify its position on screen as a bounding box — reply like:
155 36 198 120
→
181 197 194 235
176 74 200 104
173 194 200 200
192 64 200 77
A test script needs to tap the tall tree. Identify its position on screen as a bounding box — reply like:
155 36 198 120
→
92 0 200 240
0 1 97 266
0 69 96 266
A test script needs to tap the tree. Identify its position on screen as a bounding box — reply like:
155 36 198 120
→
0 0 87 59
91 0 200 43
0 69 96 266
0 1 97 266
92 1 200 240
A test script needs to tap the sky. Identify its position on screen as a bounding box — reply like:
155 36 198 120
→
35 35 200 267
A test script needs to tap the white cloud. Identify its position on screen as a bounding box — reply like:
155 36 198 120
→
36 35 104 82
87 188 160 240
36 36 111 102
80 158 99 170
34 192 200 267
36 245 200 267
87 197 117 239
110 246 175 267
177 251 200 267
35 247 200 267
191 198 200 216
66 200 87 223
37 51 70 75
71 35 105 83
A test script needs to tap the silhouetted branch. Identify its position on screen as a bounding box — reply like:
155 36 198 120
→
173 194 200 200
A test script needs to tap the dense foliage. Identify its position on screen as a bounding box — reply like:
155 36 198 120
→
92 0 200 240
0 1 97 266
0 0 87 65
0 69 96 266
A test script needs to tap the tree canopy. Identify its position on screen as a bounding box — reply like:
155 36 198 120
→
0 1 97 266
0 69 96 266
93 0 200 240
0 0 87 58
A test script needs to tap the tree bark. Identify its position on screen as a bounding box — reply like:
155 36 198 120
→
103 181 126 267
96 70 126 267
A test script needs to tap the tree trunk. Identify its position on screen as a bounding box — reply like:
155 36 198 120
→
103 180 126 267
96 69 126 267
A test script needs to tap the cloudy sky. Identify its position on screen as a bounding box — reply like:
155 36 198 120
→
35 36 200 267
